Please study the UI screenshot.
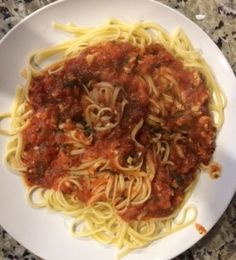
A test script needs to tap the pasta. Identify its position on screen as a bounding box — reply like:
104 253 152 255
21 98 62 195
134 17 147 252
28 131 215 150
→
0 19 225 258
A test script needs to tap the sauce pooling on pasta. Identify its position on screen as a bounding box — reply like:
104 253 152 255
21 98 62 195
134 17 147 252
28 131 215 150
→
22 41 216 221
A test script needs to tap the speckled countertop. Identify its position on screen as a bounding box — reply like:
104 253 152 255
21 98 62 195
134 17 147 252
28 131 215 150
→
0 0 235 259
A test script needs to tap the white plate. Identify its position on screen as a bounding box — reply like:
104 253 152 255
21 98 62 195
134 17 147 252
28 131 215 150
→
0 0 235 259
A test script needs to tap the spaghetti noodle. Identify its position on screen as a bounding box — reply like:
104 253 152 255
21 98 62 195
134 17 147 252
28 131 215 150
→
0 19 225 258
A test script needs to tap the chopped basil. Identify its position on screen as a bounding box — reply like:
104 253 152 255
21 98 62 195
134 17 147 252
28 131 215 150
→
173 175 183 184
84 125 92 136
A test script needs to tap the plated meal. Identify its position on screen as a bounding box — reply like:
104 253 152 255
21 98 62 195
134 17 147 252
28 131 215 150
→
0 18 225 258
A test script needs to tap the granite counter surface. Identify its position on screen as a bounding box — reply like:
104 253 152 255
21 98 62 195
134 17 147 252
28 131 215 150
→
0 0 235 259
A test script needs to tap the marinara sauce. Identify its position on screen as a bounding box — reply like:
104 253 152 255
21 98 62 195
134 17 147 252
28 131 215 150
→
22 41 216 221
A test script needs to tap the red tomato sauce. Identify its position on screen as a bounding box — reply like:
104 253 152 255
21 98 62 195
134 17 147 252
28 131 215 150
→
22 41 216 221
195 223 207 235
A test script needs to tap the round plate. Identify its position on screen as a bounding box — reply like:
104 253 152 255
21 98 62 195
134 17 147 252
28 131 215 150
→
0 0 235 259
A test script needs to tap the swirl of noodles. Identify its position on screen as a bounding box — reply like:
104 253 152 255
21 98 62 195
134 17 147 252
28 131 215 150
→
84 82 128 132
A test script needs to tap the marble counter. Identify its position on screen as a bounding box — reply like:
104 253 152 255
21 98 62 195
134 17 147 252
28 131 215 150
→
0 0 235 259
